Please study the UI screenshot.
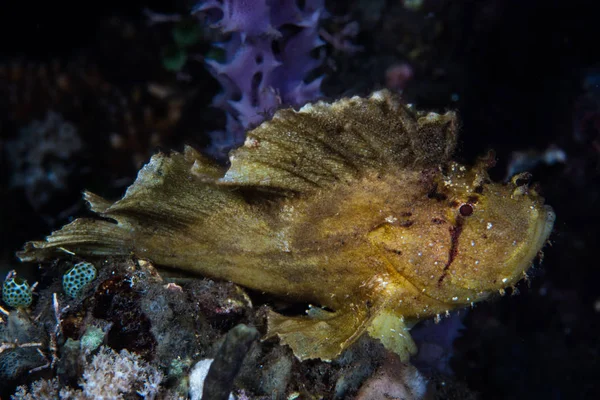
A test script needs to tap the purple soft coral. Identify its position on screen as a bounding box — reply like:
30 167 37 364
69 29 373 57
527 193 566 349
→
194 0 276 39
193 0 326 159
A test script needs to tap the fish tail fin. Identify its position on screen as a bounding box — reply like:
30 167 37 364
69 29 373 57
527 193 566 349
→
17 146 233 263
17 216 135 261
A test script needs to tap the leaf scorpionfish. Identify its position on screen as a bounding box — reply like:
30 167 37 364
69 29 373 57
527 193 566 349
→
18 91 555 361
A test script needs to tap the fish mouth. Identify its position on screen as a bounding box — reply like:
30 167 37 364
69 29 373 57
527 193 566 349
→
485 203 555 292
433 203 555 304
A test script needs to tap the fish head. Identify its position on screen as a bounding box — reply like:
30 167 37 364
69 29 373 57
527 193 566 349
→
368 155 555 305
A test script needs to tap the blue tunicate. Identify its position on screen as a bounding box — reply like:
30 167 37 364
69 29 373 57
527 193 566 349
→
63 261 97 298
2 276 33 308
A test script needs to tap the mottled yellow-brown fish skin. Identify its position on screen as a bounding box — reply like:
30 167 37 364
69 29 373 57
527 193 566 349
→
17 90 555 362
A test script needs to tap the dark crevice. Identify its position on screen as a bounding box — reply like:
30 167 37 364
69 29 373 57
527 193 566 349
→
427 183 448 201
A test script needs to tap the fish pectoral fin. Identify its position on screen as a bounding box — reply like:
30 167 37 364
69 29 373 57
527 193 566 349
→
266 305 417 362
366 309 417 362
265 306 368 362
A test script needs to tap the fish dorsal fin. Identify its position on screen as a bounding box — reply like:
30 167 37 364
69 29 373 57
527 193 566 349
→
99 145 229 219
219 90 458 194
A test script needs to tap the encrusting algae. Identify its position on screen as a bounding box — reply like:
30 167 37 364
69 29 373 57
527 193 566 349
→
18 90 555 362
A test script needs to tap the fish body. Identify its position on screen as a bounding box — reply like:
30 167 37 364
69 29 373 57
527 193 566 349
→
18 91 555 361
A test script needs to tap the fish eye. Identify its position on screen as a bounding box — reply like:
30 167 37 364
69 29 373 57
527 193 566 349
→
459 203 474 217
